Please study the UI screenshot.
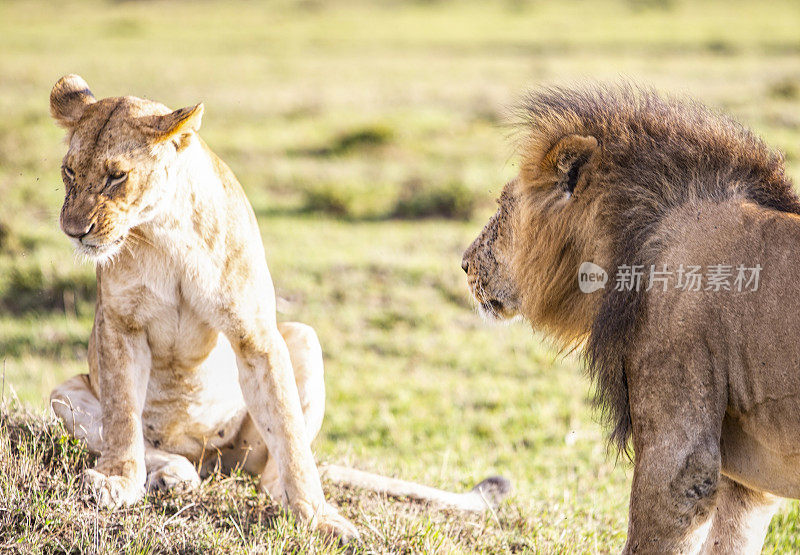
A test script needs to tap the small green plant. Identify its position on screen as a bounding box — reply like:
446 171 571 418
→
0 222 23 255
768 78 800 100
291 124 394 157
1 264 95 315
332 125 393 154
392 179 477 221
704 39 736 55
300 184 355 217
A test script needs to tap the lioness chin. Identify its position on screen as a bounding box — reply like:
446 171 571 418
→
48 74 509 542
464 84 800 553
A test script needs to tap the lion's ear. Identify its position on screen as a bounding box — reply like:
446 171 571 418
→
50 74 96 129
541 134 598 193
142 103 204 149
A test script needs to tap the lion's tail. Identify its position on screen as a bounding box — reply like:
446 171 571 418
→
319 464 510 511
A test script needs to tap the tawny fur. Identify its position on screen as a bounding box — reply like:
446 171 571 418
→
463 83 800 553
48 75 508 543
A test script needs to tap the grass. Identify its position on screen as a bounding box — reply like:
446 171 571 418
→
1 401 533 553
0 0 799 551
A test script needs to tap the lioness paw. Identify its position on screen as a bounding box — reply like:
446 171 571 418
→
146 459 201 493
314 504 360 543
289 497 359 542
81 469 144 509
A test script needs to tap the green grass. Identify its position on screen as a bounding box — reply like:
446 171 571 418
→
1 0 799 551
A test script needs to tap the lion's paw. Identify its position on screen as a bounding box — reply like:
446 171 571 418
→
317 512 361 543
81 468 144 509
315 505 360 543
146 458 201 493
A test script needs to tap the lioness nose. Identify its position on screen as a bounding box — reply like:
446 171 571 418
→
63 221 95 239
461 257 469 274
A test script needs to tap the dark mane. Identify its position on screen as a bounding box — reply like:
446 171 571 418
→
522 84 800 457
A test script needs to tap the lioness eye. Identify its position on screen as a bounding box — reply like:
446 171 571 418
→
62 166 75 180
105 170 128 189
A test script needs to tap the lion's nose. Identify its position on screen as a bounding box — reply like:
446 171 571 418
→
461 257 470 274
63 221 95 240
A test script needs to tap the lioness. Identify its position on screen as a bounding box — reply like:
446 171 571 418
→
48 75 508 541
463 84 800 553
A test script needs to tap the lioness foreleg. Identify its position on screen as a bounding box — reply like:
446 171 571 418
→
226 312 357 541
203 322 325 477
700 476 780 554
52 372 202 494
79 312 151 509
247 322 325 488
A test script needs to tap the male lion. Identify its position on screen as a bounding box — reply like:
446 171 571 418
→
462 84 800 553
48 75 508 541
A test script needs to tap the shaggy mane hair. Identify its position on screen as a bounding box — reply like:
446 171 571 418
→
519 84 800 457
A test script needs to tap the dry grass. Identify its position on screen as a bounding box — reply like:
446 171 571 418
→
0 401 553 553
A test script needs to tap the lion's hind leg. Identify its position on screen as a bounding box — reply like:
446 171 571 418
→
145 446 201 493
278 321 325 441
50 374 104 454
50 373 201 494
700 476 780 554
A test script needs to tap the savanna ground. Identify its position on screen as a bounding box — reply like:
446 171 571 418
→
1 0 800 552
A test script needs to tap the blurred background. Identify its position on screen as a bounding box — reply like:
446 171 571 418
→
1 0 799 550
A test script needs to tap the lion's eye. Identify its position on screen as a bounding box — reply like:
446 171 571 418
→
105 170 128 189
62 166 75 181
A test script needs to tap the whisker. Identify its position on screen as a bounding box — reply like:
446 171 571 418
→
128 229 155 249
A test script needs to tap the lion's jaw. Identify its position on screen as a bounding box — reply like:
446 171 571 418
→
466 271 521 323
462 187 522 323
69 234 127 264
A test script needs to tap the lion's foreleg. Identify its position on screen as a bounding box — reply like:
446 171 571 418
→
248 321 326 497
624 353 728 554
699 476 780 554
228 317 358 541
206 322 325 478
50 371 200 495
625 442 719 554
81 310 151 509
232 325 321 504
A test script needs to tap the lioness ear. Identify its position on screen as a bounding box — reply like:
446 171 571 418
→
143 103 204 149
541 134 598 194
50 74 96 129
